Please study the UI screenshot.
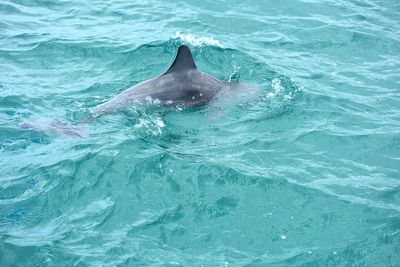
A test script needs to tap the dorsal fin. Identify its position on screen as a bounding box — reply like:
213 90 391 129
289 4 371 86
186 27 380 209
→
164 45 196 74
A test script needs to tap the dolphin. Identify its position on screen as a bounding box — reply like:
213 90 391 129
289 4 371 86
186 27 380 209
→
91 45 252 117
20 45 260 137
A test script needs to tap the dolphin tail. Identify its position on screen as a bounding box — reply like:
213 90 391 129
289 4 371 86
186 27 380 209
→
19 119 89 138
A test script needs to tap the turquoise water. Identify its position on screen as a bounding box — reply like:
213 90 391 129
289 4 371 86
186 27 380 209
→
1 0 400 265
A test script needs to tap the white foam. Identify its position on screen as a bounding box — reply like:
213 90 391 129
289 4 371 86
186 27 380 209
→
154 117 165 128
266 78 283 98
134 116 165 136
173 32 224 48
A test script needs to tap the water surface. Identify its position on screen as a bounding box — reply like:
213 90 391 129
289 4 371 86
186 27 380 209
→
1 0 400 266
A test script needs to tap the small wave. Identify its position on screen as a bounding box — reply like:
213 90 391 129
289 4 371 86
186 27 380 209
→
4 217 67 247
172 32 224 48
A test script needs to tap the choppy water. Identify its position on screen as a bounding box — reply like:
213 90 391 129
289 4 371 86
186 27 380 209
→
1 0 400 266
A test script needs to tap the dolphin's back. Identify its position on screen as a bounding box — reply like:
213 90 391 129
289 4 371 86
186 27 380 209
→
153 70 224 104
125 69 224 104
91 45 227 117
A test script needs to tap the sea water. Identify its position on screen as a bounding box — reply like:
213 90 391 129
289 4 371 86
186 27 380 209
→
0 0 399 266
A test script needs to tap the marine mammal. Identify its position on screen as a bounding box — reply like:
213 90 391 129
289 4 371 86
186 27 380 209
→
91 45 240 117
20 45 260 137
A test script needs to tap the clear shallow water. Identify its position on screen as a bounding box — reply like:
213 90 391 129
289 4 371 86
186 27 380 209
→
1 0 400 265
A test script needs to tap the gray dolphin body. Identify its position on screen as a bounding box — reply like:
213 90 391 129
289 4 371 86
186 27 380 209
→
20 45 260 137
91 45 231 117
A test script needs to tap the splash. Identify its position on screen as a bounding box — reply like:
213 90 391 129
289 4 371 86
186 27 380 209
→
134 115 165 136
173 32 224 48
264 77 302 105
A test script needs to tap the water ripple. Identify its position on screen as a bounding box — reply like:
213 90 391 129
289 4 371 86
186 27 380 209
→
1 0 400 265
